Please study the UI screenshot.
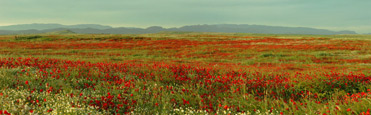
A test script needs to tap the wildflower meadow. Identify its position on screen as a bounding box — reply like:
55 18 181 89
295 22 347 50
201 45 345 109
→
0 33 370 114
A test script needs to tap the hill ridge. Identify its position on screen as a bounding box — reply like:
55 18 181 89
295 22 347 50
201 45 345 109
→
0 24 357 35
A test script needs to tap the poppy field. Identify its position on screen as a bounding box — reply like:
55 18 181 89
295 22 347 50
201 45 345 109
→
0 33 370 114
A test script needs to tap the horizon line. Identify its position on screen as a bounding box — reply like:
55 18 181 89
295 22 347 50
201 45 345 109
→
0 23 368 34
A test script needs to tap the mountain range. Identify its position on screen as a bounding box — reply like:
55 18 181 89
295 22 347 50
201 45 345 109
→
0 23 358 35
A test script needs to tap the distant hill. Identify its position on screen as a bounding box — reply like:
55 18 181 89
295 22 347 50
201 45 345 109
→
171 24 357 35
0 23 357 35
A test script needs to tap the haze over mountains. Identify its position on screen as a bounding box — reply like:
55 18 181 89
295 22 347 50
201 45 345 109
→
0 23 358 35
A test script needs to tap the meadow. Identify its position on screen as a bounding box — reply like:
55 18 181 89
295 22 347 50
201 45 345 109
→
0 32 370 114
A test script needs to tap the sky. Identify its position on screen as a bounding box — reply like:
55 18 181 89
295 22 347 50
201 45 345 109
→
0 0 370 33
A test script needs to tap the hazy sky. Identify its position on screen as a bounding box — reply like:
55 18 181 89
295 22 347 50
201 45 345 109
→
0 0 370 33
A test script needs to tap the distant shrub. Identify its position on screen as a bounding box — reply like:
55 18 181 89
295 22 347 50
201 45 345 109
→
15 35 43 40
15 35 54 41
260 53 286 57
317 52 334 57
